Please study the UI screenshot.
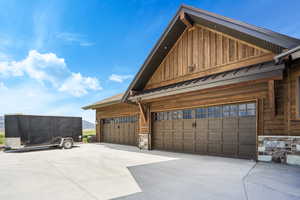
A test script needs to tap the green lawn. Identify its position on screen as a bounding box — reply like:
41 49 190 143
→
82 129 96 143
0 130 96 145
0 132 4 145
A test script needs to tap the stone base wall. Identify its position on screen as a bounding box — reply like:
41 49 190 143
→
138 134 150 150
258 136 300 165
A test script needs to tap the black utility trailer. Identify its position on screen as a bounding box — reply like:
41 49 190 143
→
4 114 82 150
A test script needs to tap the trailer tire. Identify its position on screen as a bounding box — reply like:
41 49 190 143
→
63 139 73 149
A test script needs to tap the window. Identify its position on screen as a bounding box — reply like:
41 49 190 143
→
195 108 207 118
104 118 111 124
183 110 193 119
230 105 238 117
153 113 158 121
238 104 247 116
223 104 238 117
172 110 183 120
157 112 163 121
246 103 256 116
239 103 256 117
168 112 173 120
223 105 230 117
208 106 221 118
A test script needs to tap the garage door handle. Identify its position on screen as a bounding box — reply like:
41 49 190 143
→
118 125 120 129
192 122 197 127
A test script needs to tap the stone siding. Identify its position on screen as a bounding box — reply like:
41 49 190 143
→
138 134 150 150
258 136 300 165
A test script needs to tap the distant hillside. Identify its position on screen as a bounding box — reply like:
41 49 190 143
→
82 120 95 130
0 116 94 131
0 116 4 132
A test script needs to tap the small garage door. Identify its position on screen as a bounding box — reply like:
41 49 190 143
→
102 115 138 146
152 102 256 159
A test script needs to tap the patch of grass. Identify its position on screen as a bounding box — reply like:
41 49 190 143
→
83 129 96 136
82 129 96 143
0 132 4 145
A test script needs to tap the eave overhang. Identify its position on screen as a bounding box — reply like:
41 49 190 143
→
274 45 300 64
82 100 121 110
129 62 284 102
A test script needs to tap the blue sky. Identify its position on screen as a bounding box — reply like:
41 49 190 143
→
0 0 299 122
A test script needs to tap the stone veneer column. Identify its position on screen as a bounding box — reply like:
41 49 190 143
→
258 136 300 165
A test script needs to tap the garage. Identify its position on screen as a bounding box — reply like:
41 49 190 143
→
102 115 138 145
152 102 256 159
83 4 300 161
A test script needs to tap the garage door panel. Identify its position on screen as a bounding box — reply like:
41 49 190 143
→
238 117 256 127
208 131 222 141
164 131 173 150
123 123 128 145
164 121 172 130
209 119 222 129
223 118 238 129
208 143 222 154
102 115 138 146
152 102 256 159
223 144 237 155
183 143 194 152
195 142 207 153
239 145 256 158
223 130 238 143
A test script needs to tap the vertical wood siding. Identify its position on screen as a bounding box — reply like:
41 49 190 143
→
145 25 272 89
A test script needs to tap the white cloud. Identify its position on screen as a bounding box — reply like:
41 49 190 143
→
59 73 102 97
0 82 7 90
0 50 66 83
109 74 133 83
0 50 101 96
0 81 98 123
56 32 95 47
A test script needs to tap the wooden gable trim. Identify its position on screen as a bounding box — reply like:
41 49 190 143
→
180 12 193 29
195 24 271 54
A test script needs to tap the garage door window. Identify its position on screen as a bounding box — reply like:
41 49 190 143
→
172 110 183 119
208 106 222 118
246 103 256 116
183 110 193 119
195 108 207 118
239 103 256 117
223 104 238 117
103 118 111 124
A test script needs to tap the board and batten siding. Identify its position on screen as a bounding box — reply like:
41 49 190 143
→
145 25 274 89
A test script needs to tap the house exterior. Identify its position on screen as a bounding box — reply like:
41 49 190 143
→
83 5 300 162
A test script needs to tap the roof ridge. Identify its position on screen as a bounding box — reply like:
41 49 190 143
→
180 4 300 44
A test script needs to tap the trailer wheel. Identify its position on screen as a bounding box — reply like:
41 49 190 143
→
63 139 73 149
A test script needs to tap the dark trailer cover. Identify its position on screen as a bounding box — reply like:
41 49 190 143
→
5 115 82 148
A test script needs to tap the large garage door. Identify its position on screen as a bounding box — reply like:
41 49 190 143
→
102 115 138 146
152 102 256 159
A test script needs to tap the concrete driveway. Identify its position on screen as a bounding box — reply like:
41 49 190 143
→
0 144 299 200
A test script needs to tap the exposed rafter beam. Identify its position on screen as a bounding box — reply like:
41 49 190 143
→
138 101 147 122
179 12 193 29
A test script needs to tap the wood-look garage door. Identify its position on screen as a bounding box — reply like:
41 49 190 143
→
102 115 138 146
152 102 256 159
